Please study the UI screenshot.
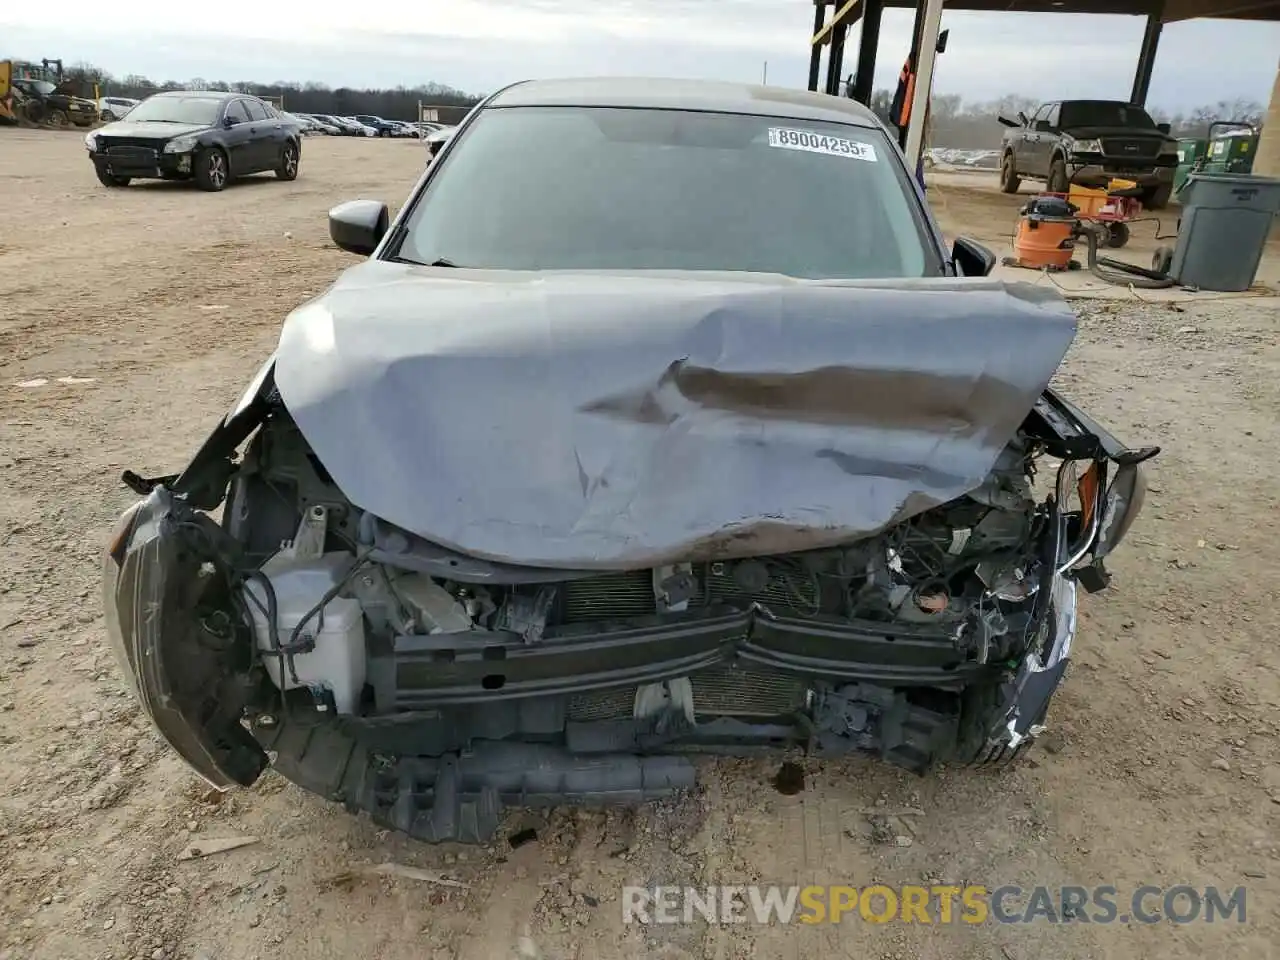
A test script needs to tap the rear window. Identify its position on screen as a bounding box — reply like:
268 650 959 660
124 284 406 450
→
1060 101 1156 129
396 106 935 280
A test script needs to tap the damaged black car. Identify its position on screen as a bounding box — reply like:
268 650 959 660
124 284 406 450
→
104 78 1156 844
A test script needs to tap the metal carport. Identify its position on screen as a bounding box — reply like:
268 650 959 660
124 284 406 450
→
807 0 1280 175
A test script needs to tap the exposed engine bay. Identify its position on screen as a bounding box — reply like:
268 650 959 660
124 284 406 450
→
224 411 1052 717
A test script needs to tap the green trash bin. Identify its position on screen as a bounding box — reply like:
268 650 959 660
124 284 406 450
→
1171 173 1280 292
1173 138 1207 194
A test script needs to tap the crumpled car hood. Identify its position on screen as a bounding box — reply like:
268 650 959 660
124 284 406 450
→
274 263 1076 569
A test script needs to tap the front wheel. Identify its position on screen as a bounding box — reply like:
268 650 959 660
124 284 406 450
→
194 147 229 192
1047 155 1070 195
999 152 1021 194
50 109 70 128
275 141 300 181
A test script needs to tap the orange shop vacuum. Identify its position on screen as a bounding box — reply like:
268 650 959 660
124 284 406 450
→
1004 196 1080 271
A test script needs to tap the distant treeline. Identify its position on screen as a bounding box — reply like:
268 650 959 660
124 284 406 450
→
52 62 1268 139
862 90 1267 150
61 62 481 123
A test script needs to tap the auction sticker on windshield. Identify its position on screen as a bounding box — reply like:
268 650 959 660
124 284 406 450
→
767 128 877 162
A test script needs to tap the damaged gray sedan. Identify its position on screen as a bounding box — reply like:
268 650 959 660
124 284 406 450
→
103 78 1156 843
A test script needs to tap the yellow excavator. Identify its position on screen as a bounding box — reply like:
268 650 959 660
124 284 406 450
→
0 58 100 126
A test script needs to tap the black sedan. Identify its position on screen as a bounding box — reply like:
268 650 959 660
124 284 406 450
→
85 91 302 192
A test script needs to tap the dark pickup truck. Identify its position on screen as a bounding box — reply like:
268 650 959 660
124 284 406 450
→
998 99 1178 209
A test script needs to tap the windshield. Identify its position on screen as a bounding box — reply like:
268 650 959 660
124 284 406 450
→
396 107 933 279
26 80 57 95
125 96 222 125
1059 101 1156 129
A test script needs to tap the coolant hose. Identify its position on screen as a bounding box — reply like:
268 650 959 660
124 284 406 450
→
1081 224 1176 289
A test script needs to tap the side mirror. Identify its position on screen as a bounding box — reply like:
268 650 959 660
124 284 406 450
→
1157 122 1171 134
1035 120 1054 133
952 236 996 277
329 199 389 256
223 115 237 128
936 29 949 54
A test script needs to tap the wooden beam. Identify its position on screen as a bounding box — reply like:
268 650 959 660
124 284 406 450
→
812 0 863 46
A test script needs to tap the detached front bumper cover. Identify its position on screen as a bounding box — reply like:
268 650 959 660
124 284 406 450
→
104 487 269 789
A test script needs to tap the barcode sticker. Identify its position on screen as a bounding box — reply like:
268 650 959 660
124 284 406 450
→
767 128 878 162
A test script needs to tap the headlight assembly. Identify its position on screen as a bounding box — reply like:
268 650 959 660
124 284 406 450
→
1073 138 1103 153
164 136 198 154
84 132 98 152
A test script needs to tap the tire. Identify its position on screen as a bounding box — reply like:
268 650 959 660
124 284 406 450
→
50 109 70 128
275 140 300 181
1047 154 1070 195
94 164 130 188
1142 183 1173 211
194 147 229 192
1105 222 1130 249
999 151 1021 194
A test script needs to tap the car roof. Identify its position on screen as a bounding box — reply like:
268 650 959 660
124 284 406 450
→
150 90 253 101
487 77 883 129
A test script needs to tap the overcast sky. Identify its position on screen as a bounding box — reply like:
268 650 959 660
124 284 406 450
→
3 0 1277 110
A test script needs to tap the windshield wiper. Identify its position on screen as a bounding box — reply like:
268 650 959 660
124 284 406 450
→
386 255 465 268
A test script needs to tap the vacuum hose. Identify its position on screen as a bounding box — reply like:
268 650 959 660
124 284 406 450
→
1080 223 1176 289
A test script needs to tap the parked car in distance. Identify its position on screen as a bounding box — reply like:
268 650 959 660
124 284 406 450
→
354 114 401 137
84 90 302 192
998 99 1178 209
423 124 455 158
308 114 348 135
341 116 379 137
98 96 139 121
104 76 1156 845
285 113 326 135
386 120 421 137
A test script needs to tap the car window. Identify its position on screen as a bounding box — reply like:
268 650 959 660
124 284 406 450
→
243 99 268 121
1031 105 1051 125
126 96 223 125
224 100 250 124
396 106 934 280
1059 101 1156 129
1045 104 1061 129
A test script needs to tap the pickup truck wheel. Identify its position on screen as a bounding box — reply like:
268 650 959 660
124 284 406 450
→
1142 183 1173 211
50 109 70 128
1047 155 1070 195
999 152 1021 193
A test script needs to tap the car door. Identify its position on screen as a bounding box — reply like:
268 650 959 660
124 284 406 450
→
1039 103 1062 177
221 99 255 172
1023 104 1053 178
241 98 279 171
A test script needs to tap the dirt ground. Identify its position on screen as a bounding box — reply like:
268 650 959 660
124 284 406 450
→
2 128 1278 960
